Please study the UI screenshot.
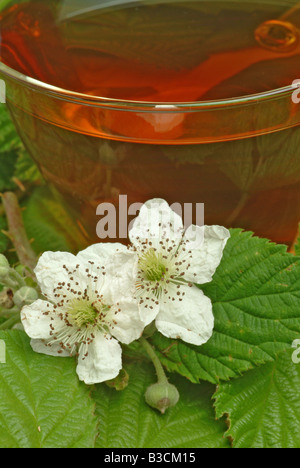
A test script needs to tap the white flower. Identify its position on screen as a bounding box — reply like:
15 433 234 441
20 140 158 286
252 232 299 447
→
21 244 144 385
128 199 230 346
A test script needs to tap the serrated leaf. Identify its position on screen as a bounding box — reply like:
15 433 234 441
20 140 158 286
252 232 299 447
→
151 229 300 384
93 361 230 449
0 330 98 448
22 186 89 254
214 350 300 448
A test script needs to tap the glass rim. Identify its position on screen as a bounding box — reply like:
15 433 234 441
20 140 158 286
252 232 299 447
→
0 60 295 111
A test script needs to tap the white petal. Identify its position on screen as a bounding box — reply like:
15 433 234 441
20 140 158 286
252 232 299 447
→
108 298 145 344
183 225 230 284
34 251 89 302
77 243 128 265
155 285 214 346
21 300 62 340
101 251 138 303
30 338 71 357
76 332 122 385
77 243 138 302
136 291 160 327
129 198 184 249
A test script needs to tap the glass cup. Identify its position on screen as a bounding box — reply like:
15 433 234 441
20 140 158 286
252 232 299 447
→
1 0 300 247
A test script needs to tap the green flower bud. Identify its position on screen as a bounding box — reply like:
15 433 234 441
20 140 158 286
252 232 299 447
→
145 381 180 414
0 254 10 278
14 286 39 307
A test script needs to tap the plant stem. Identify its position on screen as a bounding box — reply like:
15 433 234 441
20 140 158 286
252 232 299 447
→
1 192 37 272
0 313 20 330
139 336 168 383
0 306 19 318
8 269 26 289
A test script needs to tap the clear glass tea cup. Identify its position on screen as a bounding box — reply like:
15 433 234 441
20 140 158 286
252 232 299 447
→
1 0 300 246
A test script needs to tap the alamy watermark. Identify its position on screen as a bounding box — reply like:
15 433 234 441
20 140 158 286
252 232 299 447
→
0 340 6 364
96 195 205 248
291 79 300 103
292 339 300 364
0 79 6 104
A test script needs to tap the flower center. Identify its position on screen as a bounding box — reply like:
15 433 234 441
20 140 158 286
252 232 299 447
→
67 299 110 328
139 248 167 282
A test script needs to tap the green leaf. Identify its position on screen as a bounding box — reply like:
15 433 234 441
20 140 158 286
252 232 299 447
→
0 105 40 189
0 330 98 448
0 0 15 13
22 186 89 254
0 106 21 191
0 217 9 253
0 106 23 153
14 150 41 184
214 350 300 448
295 224 300 256
151 229 300 384
93 361 230 449
0 151 18 191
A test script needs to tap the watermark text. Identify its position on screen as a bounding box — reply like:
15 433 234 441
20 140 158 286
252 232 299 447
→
0 79 6 104
0 339 6 364
292 339 300 364
96 196 205 248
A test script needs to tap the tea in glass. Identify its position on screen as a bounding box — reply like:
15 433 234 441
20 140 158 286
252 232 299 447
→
1 0 300 245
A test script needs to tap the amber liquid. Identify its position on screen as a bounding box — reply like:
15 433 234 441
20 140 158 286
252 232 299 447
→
1 0 300 245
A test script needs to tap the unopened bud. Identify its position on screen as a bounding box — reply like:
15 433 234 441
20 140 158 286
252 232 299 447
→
0 254 10 278
145 381 180 414
14 286 39 307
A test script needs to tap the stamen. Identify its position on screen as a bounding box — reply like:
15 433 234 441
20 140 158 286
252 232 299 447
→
135 236 192 305
138 248 167 282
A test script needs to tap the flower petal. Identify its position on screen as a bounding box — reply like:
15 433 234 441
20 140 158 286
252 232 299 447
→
108 298 145 344
136 292 160 327
30 338 71 357
106 250 138 300
76 332 122 385
21 299 62 340
155 285 214 346
183 225 230 284
34 251 89 302
129 198 184 249
77 242 128 265
77 243 138 303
